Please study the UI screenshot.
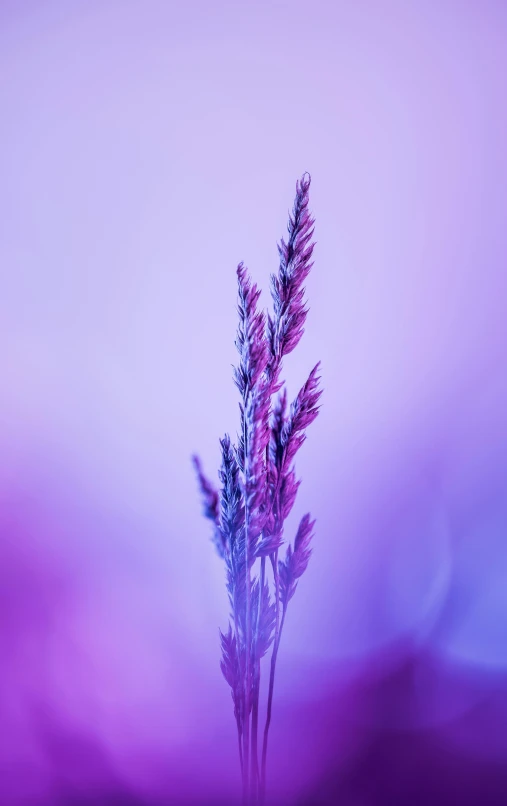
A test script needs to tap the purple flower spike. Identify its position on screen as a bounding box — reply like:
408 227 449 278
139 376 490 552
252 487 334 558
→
279 513 316 610
192 173 322 805
280 361 323 474
267 172 316 391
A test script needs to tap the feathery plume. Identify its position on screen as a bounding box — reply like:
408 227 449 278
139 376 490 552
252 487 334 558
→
192 454 224 557
193 173 322 806
234 263 270 554
279 513 316 611
259 177 320 804
279 362 322 476
266 172 315 390
218 435 247 628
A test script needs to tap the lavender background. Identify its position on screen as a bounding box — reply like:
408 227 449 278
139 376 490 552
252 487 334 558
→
1 1 507 804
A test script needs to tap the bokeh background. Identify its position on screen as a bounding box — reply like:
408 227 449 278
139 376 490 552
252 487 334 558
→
1 1 507 803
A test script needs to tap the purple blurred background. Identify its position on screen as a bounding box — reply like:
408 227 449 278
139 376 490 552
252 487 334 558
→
1 1 507 803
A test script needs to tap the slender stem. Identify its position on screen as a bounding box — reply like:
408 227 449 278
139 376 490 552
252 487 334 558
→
260 548 282 803
260 611 287 805
260 655 276 803
243 406 251 804
233 610 244 781
250 555 266 802
238 721 244 777
250 665 259 803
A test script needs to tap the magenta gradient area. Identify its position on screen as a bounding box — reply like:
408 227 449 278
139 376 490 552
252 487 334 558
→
1 2 507 804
